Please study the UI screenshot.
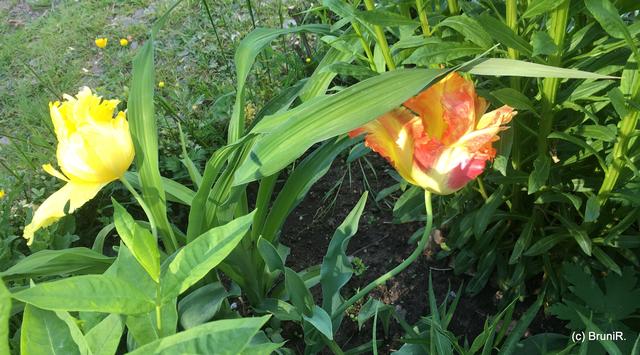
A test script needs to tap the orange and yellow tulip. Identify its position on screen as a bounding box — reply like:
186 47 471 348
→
350 72 516 195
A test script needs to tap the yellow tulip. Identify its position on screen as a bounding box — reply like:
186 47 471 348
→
23 87 134 245
350 72 516 195
95 38 108 48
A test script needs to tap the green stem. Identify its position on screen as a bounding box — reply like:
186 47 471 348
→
119 177 166 249
416 0 430 37
352 21 377 71
447 0 459 15
505 0 519 62
333 190 432 318
598 111 640 203
537 0 569 157
363 0 396 70
323 335 345 355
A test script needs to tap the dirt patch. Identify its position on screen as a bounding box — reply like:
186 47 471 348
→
278 154 565 353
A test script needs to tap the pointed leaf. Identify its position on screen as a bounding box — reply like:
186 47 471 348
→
161 211 255 299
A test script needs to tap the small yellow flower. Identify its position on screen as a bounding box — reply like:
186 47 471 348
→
119 38 129 46
95 38 108 48
305 57 311 63
158 81 165 88
0 189 5 199
23 87 134 245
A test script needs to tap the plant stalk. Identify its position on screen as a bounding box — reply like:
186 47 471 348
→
333 190 432 318
598 78 640 204
447 0 459 15
537 0 570 157
363 0 396 70
416 0 430 37
352 21 377 71
120 177 177 252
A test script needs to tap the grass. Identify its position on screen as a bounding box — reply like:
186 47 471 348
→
0 0 315 252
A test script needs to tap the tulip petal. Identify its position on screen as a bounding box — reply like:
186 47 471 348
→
458 105 516 153
447 156 487 191
23 181 107 245
404 72 477 145
42 164 69 182
350 107 419 185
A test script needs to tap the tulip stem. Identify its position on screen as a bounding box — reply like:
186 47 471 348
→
332 190 432 319
363 0 396 70
119 177 159 242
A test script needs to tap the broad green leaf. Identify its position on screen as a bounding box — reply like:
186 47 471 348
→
0 248 113 281
105 243 155 299
0 280 9 355
403 42 483 66
321 192 367 317
255 298 301 321
528 155 551 194
13 275 155 314
124 172 194 206
127 316 271 355
230 25 331 142
21 305 80 355
525 234 571 256
491 88 536 111
523 0 564 18
467 58 616 79
257 238 285 273
85 314 124 355
302 306 334 340
129 39 175 249
112 199 160 282
178 283 229 329
531 31 558 56
477 14 533 56
356 9 418 27
285 267 314 317
234 68 444 184
436 15 493 48
162 211 255 299
126 298 177 347
54 311 92 355
261 136 353 241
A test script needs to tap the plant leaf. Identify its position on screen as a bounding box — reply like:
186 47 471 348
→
21 305 80 355
13 275 155 314
234 68 444 184
112 199 160 282
161 211 255 299
127 316 272 355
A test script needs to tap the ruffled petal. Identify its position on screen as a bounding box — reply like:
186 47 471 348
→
350 107 419 185
404 72 477 145
23 181 107 245
457 105 516 153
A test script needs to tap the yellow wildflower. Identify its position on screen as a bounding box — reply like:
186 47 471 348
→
119 38 129 46
158 81 165 88
305 57 311 63
95 38 108 48
23 87 134 245
0 189 5 199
